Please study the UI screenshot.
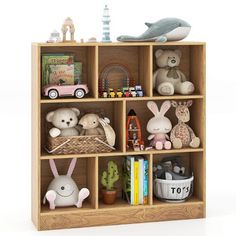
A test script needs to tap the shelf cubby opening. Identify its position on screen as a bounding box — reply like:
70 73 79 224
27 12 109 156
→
40 46 98 100
40 101 124 156
152 45 205 97
126 99 204 152
40 157 97 213
152 152 204 205
98 46 152 97
98 154 151 209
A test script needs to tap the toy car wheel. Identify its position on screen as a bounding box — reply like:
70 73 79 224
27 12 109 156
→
75 89 85 98
48 89 58 99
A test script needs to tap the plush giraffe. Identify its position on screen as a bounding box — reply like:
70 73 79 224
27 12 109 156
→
170 100 200 149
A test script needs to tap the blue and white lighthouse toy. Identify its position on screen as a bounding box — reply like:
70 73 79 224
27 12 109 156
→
102 5 111 42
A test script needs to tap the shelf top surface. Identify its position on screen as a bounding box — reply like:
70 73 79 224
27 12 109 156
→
32 41 206 47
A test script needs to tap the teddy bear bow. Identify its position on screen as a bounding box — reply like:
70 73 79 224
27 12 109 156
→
165 66 179 79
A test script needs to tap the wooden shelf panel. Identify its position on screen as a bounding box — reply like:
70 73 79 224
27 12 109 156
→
34 42 206 47
40 148 204 160
39 197 204 230
40 94 204 104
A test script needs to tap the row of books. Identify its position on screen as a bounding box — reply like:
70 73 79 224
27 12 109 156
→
42 54 82 88
123 156 148 205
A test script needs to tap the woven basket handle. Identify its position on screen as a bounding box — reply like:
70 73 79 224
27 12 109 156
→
45 139 71 154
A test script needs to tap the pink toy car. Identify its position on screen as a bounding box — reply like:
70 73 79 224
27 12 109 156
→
43 80 89 99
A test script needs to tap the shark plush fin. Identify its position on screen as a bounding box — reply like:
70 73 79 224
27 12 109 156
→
145 22 152 28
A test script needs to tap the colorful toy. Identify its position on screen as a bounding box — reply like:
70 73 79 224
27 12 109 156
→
43 80 89 99
116 89 123 98
170 100 200 148
101 161 119 204
153 49 194 96
122 87 131 97
46 108 81 137
43 158 90 210
61 17 75 42
135 85 144 97
102 5 111 42
117 18 191 42
107 88 116 98
129 87 137 97
47 30 61 43
126 109 144 151
146 101 172 150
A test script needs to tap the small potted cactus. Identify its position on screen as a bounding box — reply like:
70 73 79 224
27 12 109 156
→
101 161 119 204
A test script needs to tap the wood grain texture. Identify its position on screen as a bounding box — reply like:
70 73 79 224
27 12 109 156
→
40 200 204 230
31 44 41 230
32 42 206 230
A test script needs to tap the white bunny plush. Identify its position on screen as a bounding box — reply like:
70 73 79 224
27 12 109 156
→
43 158 90 210
146 101 172 150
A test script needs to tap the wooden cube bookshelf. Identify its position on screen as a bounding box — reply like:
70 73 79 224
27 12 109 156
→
32 41 206 230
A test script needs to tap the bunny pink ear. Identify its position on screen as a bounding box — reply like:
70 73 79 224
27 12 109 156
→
49 159 59 177
67 158 77 176
160 101 171 116
147 101 159 116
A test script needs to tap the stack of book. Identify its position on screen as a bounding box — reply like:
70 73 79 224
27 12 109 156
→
123 156 148 205
42 54 82 88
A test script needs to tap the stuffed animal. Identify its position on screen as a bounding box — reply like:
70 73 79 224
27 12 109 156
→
117 18 191 42
79 113 105 135
146 101 172 150
46 108 80 138
170 100 200 148
153 49 195 96
43 158 90 210
79 114 116 147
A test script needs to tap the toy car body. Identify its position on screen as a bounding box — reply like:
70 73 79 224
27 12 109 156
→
43 83 89 99
108 89 116 98
129 87 137 97
101 91 108 98
116 89 123 98
135 85 144 97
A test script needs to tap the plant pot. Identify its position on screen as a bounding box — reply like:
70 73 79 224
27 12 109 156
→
102 188 117 204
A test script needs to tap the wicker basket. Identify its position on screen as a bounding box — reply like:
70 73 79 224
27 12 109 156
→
46 135 114 155
153 176 194 202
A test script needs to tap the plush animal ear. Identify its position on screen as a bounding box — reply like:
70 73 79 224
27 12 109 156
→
67 158 77 176
71 108 80 116
171 101 178 108
49 159 59 177
147 101 159 116
155 49 164 58
174 49 182 58
46 111 55 122
186 100 193 107
160 100 171 116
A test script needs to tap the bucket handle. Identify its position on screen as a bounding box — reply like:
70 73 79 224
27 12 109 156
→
45 139 71 154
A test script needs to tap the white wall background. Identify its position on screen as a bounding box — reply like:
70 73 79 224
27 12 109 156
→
0 0 235 235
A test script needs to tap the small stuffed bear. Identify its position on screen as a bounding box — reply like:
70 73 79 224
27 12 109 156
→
46 108 80 137
79 113 105 135
153 49 195 95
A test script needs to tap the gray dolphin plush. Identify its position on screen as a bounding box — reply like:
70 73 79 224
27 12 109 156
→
117 18 191 42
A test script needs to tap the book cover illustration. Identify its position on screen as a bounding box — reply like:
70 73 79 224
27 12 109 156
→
42 54 74 87
143 159 149 204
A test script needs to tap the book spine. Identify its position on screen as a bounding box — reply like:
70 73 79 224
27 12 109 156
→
143 160 149 204
130 157 134 205
138 159 144 204
134 161 139 205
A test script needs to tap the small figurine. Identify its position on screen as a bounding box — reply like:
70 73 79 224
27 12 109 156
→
135 85 144 97
43 158 90 210
102 5 111 42
170 100 200 148
61 17 76 42
87 37 97 43
47 30 61 43
146 101 172 150
101 161 119 204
